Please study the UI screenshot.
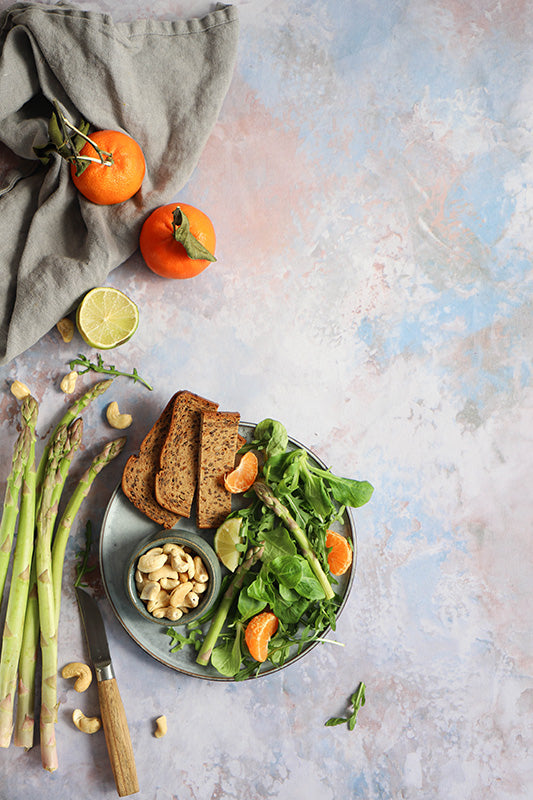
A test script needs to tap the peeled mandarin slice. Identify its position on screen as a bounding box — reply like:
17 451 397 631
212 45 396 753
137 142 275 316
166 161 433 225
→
325 530 353 576
244 611 279 662
224 451 258 494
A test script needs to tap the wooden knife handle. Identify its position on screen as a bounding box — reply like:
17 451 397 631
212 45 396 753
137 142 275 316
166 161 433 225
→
97 677 139 797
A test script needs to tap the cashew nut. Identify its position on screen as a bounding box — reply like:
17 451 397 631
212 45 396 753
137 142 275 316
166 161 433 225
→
183 591 199 609
185 554 196 580
170 551 189 573
60 371 78 394
72 709 101 734
169 581 193 608
106 401 132 430
154 715 167 738
160 577 180 591
56 317 74 343
164 607 183 622
61 662 93 693
10 380 31 400
193 556 209 583
148 564 179 582
140 580 161 602
162 543 180 555
137 550 167 573
146 589 170 613
135 569 147 589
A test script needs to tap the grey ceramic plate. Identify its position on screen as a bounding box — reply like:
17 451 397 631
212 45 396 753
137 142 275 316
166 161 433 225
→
99 422 356 680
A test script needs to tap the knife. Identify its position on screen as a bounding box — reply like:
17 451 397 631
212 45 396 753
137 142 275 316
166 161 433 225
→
76 587 139 797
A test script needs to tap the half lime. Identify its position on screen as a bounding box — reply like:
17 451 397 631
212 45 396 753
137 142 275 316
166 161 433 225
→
76 287 139 349
214 517 244 572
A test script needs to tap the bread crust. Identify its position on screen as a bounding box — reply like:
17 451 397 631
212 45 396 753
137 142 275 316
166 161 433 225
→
155 391 219 516
196 410 241 529
121 392 183 528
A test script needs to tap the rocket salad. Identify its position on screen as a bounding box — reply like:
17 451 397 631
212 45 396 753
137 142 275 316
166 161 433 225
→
167 419 373 679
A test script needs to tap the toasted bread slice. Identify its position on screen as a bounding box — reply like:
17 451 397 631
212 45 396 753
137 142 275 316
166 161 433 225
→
155 391 219 517
121 393 182 529
197 410 241 529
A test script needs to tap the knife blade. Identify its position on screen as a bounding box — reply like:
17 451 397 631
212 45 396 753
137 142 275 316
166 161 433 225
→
76 587 139 797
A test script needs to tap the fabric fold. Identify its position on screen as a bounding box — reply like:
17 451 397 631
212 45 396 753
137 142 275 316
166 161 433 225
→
0 2 239 365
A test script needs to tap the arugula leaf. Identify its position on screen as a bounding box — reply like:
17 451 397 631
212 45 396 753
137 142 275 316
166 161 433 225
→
325 682 366 730
166 625 202 653
69 353 153 391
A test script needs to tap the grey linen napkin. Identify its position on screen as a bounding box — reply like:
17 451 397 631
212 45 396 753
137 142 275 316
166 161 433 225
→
0 2 239 365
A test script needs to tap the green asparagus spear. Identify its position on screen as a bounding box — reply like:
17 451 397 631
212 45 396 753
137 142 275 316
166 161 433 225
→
196 545 264 667
50 418 83 515
35 378 113 492
13 560 39 750
0 403 34 608
252 479 335 601
0 396 39 748
51 436 127 627
36 424 69 772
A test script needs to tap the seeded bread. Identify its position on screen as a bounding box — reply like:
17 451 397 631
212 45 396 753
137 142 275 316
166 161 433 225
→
197 409 241 529
121 393 182 529
155 391 219 517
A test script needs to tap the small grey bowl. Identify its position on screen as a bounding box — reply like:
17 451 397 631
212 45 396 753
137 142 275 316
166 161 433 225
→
125 530 222 626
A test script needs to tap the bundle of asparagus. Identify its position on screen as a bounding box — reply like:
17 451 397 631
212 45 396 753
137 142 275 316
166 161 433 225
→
0 381 126 772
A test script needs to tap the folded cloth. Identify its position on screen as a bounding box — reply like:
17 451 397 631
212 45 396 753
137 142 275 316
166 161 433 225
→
0 1 239 365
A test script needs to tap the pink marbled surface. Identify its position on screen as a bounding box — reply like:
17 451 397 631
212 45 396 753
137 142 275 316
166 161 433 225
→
0 1 532 798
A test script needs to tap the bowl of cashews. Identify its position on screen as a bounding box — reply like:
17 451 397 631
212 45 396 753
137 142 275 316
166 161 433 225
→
125 531 221 626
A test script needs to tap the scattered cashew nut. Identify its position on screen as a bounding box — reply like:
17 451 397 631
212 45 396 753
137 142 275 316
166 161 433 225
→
60 371 78 394
154 715 167 738
56 317 75 343
61 662 92 693
106 401 132 430
10 380 31 400
72 709 101 734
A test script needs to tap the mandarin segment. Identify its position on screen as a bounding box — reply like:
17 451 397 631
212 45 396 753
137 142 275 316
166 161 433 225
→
224 451 259 494
244 611 279 662
325 530 353 576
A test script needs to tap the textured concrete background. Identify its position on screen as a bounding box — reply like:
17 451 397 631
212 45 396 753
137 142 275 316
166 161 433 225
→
0 1 532 798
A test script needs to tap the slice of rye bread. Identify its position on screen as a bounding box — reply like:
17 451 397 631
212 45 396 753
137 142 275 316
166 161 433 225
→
197 409 241 529
155 390 219 517
121 392 183 529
